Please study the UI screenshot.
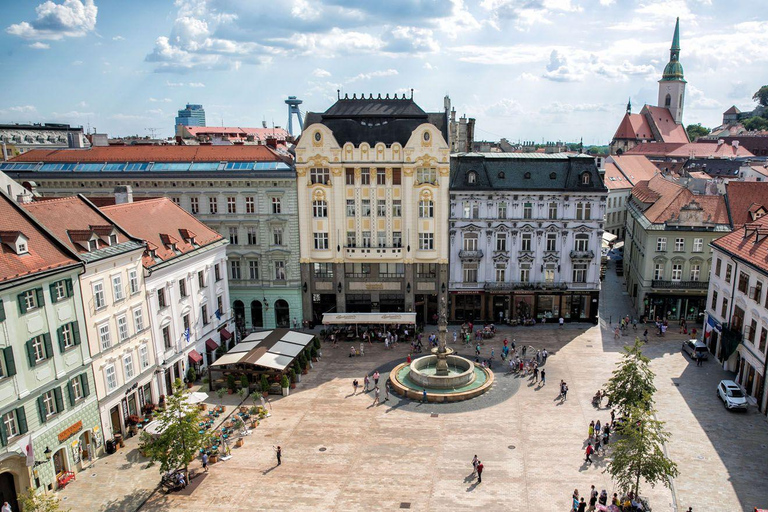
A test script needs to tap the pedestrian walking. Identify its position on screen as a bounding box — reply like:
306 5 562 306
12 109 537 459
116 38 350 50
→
585 443 593 464
577 497 586 512
275 445 282 466
588 421 595 439
373 386 380 405
422 388 427 403
373 371 380 386
563 382 568 400
385 382 390 401
594 420 601 439
559 316 564 328
533 366 539 382
471 454 479 476
363 375 370 392
643 328 648 342
572 489 580 512
353 379 359 394
202 452 209 472
610 409 615 424
614 326 620 340
475 344 481 356
541 368 546 385
696 354 703 367
476 460 483 483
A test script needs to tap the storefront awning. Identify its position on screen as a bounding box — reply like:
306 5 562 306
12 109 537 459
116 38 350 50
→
602 231 618 243
209 329 315 370
188 350 203 364
205 338 218 351
322 312 417 325
220 328 232 341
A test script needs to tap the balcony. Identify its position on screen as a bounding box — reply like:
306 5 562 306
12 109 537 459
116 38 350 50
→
484 281 567 291
570 250 595 260
344 246 403 259
651 280 709 290
449 282 482 290
458 250 484 260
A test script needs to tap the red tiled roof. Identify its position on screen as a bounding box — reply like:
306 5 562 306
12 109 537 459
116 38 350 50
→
603 163 633 191
0 194 79 282
613 113 654 141
610 155 659 185
644 106 689 143
100 198 223 268
688 171 712 180
725 181 768 227
21 196 133 255
711 215 768 272
723 106 741 115
181 126 289 141
626 142 755 158
633 174 729 225
10 144 286 163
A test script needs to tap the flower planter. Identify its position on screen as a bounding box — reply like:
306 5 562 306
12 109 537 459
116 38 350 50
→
227 389 234 395
250 420 259 428
302 370 308 375
235 438 244 448
239 406 249 414
312 357 318 363
290 383 296 389
209 455 218 464
295 374 301 383
281 387 290 396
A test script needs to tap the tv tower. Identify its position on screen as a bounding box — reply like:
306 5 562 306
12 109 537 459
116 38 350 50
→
285 96 303 136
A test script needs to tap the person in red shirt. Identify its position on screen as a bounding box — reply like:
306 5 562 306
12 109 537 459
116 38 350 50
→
476 461 484 483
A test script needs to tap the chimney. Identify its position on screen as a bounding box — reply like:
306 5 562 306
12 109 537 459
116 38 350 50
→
717 139 724 146
16 191 32 204
732 140 740 148
265 137 277 149
114 185 133 204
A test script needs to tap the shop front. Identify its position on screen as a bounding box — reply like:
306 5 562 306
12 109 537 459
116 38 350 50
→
415 294 439 325
451 292 483 322
645 293 707 322
450 289 599 323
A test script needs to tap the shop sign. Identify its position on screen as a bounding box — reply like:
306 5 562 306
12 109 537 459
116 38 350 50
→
58 420 83 443
450 291 482 295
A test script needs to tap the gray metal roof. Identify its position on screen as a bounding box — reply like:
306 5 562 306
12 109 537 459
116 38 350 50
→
79 240 144 263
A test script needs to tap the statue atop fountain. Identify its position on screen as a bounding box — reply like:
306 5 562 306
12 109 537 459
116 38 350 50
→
433 297 453 376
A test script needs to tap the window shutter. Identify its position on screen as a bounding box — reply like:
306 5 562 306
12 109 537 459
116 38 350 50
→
57 326 66 352
0 419 6 447
25 339 36 368
81 373 90 397
37 395 47 423
3 347 16 377
17 293 28 315
49 283 59 303
43 333 53 360
17 406 27 435
65 278 73 298
67 379 75 407
35 288 45 307
0 299 5 322
53 387 64 413
72 321 81 346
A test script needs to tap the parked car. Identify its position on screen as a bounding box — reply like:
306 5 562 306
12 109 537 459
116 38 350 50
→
682 339 709 360
717 380 748 410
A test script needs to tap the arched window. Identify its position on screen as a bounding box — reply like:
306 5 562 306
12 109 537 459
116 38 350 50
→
581 172 591 185
233 300 245 331
665 94 671 107
250 300 263 328
467 171 477 184
498 172 505 179
312 200 327 218
275 299 290 328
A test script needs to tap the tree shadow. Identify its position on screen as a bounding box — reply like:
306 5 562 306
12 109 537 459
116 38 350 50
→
101 486 157 512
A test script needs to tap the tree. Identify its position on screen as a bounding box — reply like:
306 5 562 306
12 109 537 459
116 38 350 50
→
744 116 768 132
753 85 768 107
18 488 70 512
607 405 679 497
142 378 211 482
685 123 709 141
603 338 656 416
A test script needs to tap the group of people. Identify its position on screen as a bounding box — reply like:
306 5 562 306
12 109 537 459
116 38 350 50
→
471 455 484 483
572 486 619 511
584 417 612 464
352 371 391 405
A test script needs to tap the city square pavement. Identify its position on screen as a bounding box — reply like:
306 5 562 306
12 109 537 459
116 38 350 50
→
59 261 768 512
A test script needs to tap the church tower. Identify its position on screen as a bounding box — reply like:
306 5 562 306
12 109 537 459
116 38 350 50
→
657 18 686 125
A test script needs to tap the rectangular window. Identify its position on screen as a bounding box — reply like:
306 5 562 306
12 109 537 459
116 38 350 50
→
654 263 664 280
576 203 585 220
214 263 221 282
747 319 758 343
245 196 255 214
721 297 728 318
105 365 117 392
124 354 135 381
690 264 701 281
545 266 555 283
497 203 507 219
42 389 58 417
310 168 330 185
344 263 371 278
60 323 75 350
416 263 436 278
392 168 401 185
674 238 685 252
112 275 124 302
463 234 478 251
162 326 172 349
377 200 387 217
392 200 402 217
247 227 258 245
760 328 768 354
572 263 587 283
71 375 83 402
273 228 283 246
362 231 371 248
99 323 111 351
117 316 128 342
52 280 67 302
377 231 386 247
346 199 356 217
521 233 532 251
495 233 507 252
227 196 236 214
346 231 357 247
711 290 718 311
228 227 238 245
419 201 434 218
361 168 370 185
393 231 402 247
379 263 405 278
656 237 667 252
133 307 144 332
463 263 478 283
376 169 386 185
313 263 333 278
2 411 19 439
314 232 329 250
361 200 371 216
271 197 281 214
671 263 683 281
574 235 589 252
495 263 506 282
754 281 763 303
548 202 558 220
546 233 557 251
693 238 703 252
230 260 241 280
715 258 722 277
725 263 733 284
208 196 218 214
93 282 105 310
520 264 530 283
419 233 434 250
523 202 533 219
275 261 286 280
198 270 206 289
738 272 750 294
416 168 436 184
179 279 187 297
190 197 199 214
157 288 167 309
345 168 355 185
249 260 259 280
139 344 149 369
128 269 139 295
313 200 328 218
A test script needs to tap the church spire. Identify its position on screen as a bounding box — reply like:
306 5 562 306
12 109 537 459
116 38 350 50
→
671 16 680 52
660 17 685 82
626 98 632 114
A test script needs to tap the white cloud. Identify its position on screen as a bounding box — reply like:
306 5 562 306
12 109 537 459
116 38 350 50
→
6 0 97 41
77 101 87 108
29 42 50 49
8 105 38 113
382 26 439 53
165 80 206 88
542 49 584 82
519 72 540 82
348 69 399 83
112 35 125 41
146 109 165 116
149 97 172 103
312 68 331 78
687 85 721 109
540 102 611 114
111 113 148 121
72 60 83 65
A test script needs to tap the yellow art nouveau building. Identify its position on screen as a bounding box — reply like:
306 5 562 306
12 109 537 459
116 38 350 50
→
295 93 450 325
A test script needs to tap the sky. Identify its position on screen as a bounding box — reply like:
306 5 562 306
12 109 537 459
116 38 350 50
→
0 0 766 145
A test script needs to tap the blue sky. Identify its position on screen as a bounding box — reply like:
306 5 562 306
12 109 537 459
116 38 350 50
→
1 0 766 144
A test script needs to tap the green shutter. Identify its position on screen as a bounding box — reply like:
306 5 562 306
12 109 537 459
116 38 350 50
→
65 278 73 298
81 373 90 397
72 321 81 346
3 347 15 377
17 293 28 315
0 418 6 447
25 339 37 368
43 333 53 359
37 395 46 423
49 283 59 303
16 406 27 435
57 326 66 352
67 379 75 406
0 299 5 322
53 387 64 413
35 288 44 307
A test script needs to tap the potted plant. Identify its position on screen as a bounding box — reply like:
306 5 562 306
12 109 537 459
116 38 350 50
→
186 367 197 388
260 375 270 396
310 345 318 362
303 359 311 374
237 387 248 412
280 375 290 396
216 388 226 414
240 375 249 392
313 337 322 358
289 368 297 389
227 374 237 394
126 415 141 435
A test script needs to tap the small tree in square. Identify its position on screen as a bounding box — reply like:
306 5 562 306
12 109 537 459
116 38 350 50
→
18 488 69 512
142 378 211 482
603 338 656 415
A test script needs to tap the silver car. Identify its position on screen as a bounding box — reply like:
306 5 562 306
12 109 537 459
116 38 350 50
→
717 380 748 410
682 339 708 361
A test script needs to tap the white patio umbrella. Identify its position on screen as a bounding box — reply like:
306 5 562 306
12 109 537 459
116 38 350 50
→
143 420 166 436
186 392 209 405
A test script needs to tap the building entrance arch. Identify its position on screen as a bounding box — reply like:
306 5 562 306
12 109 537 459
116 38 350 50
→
0 471 19 512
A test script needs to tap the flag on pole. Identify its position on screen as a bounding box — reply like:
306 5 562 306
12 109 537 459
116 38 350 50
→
214 309 222 320
19 433 34 466
184 328 190 343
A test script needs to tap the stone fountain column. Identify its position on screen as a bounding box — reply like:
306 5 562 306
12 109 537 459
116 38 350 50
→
433 297 453 376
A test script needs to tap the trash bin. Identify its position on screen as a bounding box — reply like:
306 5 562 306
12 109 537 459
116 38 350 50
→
105 439 116 454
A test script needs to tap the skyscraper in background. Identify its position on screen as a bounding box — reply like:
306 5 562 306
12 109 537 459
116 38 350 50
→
175 104 206 133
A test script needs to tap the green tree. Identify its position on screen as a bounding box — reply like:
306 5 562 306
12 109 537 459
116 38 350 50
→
744 116 768 132
753 85 768 107
18 488 70 512
685 123 709 141
142 378 211 482
603 338 656 415
607 405 679 497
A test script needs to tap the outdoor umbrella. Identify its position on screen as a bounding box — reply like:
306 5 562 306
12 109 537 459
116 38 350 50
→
186 392 209 405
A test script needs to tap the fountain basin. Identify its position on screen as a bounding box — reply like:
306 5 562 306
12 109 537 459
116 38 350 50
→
409 354 475 389
389 356 494 403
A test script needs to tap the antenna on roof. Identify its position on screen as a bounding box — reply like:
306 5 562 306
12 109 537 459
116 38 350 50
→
410 88 414 100
337 89 340 100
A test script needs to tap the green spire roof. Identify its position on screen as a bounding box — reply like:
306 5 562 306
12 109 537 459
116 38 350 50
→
660 17 685 82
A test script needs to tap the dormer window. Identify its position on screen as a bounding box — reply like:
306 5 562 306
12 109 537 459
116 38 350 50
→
550 172 557 180
467 171 477 184
1 231 29 255
524 172 531 179
108 234 118 246
581 172 591 185
17 241 27 254
88 239 99 252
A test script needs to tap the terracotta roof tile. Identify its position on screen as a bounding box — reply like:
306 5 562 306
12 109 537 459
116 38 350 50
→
626 142 754 158
725 181 768 227
644 106 690 143
613 113 654 141
181 126 289 141
100 198 223 268
711 215 768 271
11 144 286 163
610 155 659 185
632 174 729 225
0 193 79 282
603 163 633 190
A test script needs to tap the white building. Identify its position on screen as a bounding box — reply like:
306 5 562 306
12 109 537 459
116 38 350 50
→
101 197 231 398
448 153 607 323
